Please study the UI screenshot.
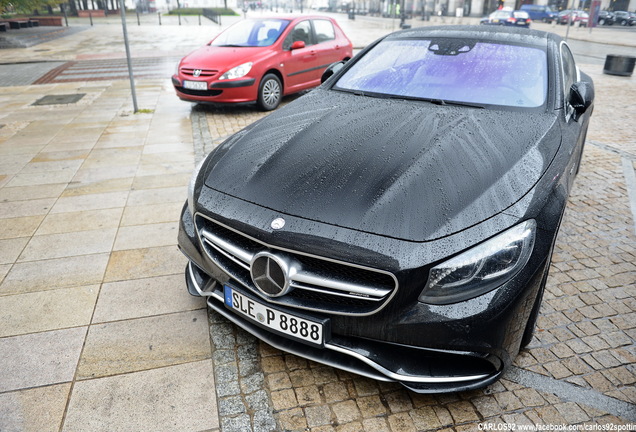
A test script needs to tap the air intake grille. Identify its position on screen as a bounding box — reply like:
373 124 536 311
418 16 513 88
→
195 214 398 316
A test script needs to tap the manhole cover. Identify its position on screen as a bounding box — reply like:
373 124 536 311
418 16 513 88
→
32 94 85 106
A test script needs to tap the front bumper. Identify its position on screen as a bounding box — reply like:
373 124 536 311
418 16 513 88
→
186 260 503 393
172 75 257 104
178 199 552 393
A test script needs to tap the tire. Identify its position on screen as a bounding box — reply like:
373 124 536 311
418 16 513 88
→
620 19 627 26
257 73 282 111
599 18 605 25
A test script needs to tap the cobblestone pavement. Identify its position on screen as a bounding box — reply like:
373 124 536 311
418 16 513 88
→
194 61 636 431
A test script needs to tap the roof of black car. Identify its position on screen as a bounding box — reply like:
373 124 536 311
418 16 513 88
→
385 25 559 47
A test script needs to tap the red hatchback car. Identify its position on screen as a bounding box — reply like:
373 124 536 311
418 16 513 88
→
172 16 353 110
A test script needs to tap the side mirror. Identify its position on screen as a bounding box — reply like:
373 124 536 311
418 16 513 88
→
321 61 346 84
290 40 305 50
569 81 594 120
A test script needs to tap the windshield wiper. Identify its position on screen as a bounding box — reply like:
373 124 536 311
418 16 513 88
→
383 94 483 108
214 44 246 47
427 99 485 109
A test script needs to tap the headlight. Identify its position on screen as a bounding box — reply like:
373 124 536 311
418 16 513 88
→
187 158 207 216
220 62 253 80
419 220 536 305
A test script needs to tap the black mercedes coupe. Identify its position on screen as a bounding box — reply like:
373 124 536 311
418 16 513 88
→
178 26 594 393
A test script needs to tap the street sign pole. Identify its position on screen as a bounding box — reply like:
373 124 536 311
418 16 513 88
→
119 0 139 113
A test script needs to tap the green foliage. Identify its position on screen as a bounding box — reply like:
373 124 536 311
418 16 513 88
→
1 0 61 14
166 7 237 16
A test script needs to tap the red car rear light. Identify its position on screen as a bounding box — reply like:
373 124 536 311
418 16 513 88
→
507 17 517 23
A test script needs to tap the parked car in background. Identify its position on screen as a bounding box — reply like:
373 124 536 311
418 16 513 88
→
172 16 353 110
613 11 636 26
597 10 615 25
557 10 589 26
520 4 556 22
178 26 594 393
480 10 532 27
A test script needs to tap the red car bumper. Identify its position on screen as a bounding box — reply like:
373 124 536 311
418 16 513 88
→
172 75 258 104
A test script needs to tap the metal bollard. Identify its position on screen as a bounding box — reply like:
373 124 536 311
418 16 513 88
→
178 13 181 25
158 11 161 25
89 11 93 26
137 11 140 25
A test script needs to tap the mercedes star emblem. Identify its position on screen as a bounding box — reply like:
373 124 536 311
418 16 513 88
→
271 217 285 230
250 252 290 297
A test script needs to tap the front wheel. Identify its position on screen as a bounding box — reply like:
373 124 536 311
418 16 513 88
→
599 18 605 25
257 73 282 111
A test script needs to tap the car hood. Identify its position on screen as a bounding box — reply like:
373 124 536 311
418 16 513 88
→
180 45 269 70
203 90 560 242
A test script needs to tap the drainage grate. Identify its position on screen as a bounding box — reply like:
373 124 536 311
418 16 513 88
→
32 94 85 106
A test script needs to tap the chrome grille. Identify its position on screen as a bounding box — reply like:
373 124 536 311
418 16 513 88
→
181 68 218 78
195 214 398 316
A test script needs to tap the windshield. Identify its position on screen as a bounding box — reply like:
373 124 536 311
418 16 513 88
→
211 19 289 47
334 38 548 108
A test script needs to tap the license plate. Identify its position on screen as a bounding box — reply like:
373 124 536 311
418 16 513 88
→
517 21 526 25
224 285 325 346
183 80 207 90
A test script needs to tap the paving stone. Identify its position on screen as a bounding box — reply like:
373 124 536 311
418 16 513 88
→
432 406 454 428
245 389 270 413
276 408 307 431
266 371 292 391
289 368 316 387
221 414 251 432
472 396 502 419
218 395 247 416
387 412 417 432
356 395 386 418
295 385 322 407
335 421 364 432
305 404 333 428
544 361 573 379
240 372 265 394
447 401 480 423
332 400 361 424
323 382 351 403
383 391 414 413
253 409 277 432
271 388 298 411
362 417 391 432
514 388 545 408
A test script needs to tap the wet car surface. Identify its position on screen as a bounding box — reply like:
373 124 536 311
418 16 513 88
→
178 26 595 393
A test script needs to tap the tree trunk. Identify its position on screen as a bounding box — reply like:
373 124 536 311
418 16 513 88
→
68 0 78 15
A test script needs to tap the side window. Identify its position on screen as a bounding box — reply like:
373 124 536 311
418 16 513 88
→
313 20 335 44
560 43 578 100
283 21 312 50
